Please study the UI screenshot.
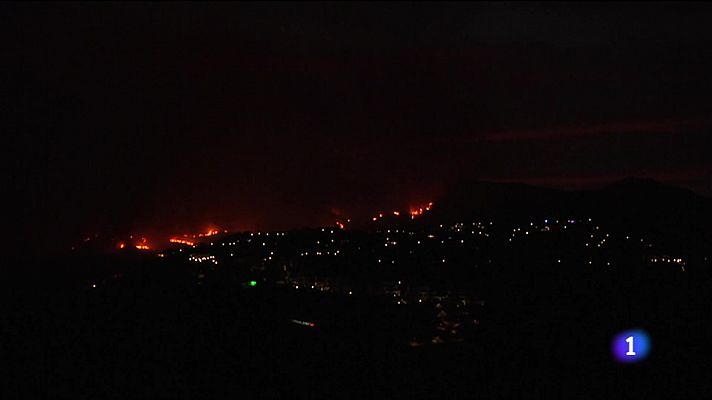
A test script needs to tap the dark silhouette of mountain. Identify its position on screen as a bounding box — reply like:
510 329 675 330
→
580 178 712 248
430 180 565 221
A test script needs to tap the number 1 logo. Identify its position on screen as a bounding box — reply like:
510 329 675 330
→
612 329 650 363
625 336 636 356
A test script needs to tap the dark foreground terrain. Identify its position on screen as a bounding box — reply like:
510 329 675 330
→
6 182 712 398
4 237 712 399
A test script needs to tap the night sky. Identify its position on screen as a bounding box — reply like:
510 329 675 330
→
6 2 712 252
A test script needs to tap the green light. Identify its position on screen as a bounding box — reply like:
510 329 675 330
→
249 280 257 287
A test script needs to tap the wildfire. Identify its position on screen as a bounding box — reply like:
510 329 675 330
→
169 228 221 246
170 238 195 246
134 237 150 250
371 202 434 221
409 201 433 219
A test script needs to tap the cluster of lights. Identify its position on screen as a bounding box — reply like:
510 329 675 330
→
507 218 595 242
249 232 286 237
188 254 218 265
290 278 334 292
650 256 685 265
154 214 685 321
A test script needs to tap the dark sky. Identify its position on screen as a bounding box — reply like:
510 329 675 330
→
6 2 712 251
